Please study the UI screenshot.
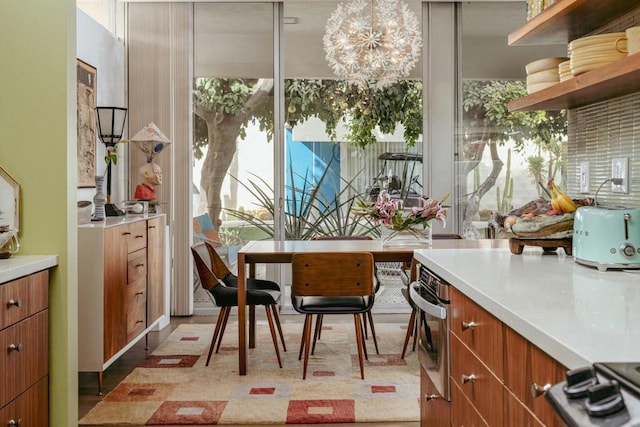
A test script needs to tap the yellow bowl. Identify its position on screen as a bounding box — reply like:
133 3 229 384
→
525 57 569 75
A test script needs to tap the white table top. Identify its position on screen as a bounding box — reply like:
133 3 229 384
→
0 255 58 283
413 247 640 370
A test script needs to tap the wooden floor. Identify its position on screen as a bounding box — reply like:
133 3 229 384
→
78 312 419 427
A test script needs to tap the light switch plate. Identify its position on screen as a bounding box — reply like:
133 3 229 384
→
611 157 629 193
580 162 590 193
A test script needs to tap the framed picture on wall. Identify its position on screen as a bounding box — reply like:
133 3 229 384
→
77 59 97 188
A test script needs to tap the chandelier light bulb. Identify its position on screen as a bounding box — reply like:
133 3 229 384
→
323 0 422 89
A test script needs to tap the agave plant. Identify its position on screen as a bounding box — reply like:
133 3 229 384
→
224 159 377 240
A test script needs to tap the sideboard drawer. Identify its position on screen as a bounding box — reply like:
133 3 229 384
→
0 377 48 427
0 271 48 330
0 310 48 408
127 300 146 342
127 248 147 283
124 221 147 253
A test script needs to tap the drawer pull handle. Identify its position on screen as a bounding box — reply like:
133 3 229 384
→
531 382 551 398
461 374 476 384
135 291 144 296
136 320 144 325
136 263 145 268
425 394 438 401
8 419 22 426
148 225 156 229
122 232 132 236
7 299 22 308
8 343 23 352
135 234 144 239
461 321 476 331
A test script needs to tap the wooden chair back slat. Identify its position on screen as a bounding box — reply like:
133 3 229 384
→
291 252 374 297
191 243 221 291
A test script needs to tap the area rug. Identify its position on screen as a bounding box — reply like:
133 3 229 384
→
79 320 420 425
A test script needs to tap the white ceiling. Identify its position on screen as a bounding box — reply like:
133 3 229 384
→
194 1 568 79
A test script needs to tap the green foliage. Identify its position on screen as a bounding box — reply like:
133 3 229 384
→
192 78 424 160
223 159 375 240
496 149 513 214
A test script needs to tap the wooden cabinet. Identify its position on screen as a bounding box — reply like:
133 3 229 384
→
420 365 450 427
447 287 565 427
507 0 640 112
0 270 50 425
78 215 166 391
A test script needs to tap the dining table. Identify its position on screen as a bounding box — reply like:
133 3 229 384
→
235 238 508 375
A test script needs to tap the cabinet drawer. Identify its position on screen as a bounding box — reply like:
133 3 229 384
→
450 287 504 378
123 221 147 253
0 310 48 408
451 334 504 426
420 365 450 427
127 277 147 307
128 248 147 283
505 387 544 427
127 300 146 342
0 271 48 330
450 380 488 427
0 376 48 427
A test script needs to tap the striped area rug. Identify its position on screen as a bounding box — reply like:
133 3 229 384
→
79 320 420 425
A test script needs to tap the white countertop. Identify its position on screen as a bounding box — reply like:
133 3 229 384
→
0 255 58 283
413 247 640 370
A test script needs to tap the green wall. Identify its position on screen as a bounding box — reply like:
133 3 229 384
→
1 1 78 426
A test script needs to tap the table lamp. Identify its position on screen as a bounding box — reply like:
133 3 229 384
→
96 106 127 216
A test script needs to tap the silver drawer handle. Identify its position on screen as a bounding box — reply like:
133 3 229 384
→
461 321 476 331
531 382 551 398
461 374 476 384
7 299 22 308
8 419 22 426
8 343 23 352
425 394 438 401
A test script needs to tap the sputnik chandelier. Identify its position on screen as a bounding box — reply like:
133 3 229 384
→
323 0 422 89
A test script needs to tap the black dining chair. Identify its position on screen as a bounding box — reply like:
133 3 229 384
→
310 235 381 354
191 241 286 367
400 233 462 358
291 251 375 379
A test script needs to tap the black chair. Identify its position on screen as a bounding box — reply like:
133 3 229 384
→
291 251 375 379
191 241 286 367
310 235 381 354
400 234 462 358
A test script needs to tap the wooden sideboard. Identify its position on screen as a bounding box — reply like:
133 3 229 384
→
78 215 166 393
0 269 50 426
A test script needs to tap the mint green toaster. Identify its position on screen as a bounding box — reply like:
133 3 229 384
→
573 206 640 271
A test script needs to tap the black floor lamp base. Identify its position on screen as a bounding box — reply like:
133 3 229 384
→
105 203 125 217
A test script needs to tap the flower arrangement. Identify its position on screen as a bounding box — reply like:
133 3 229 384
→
352 191 449 242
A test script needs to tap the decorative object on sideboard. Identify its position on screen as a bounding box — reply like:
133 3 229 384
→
0 224 20 259
78 200 92 224
130 122 171 203
92 176 107 221
0 165 20 258
96 106 128 217
323 0 422 89
123 200 148 217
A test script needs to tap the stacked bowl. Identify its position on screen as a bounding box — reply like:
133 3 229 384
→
525 57 567 94
569 32 627 76
558 60 572 82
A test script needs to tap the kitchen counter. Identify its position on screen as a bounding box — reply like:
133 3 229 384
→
414 247 640 370
0 255 58 283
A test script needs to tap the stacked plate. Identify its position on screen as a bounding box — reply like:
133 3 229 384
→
569 32 627 76
558 60 572 82
525 57 567 94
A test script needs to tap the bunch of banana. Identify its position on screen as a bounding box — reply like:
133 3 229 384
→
547 179 577 213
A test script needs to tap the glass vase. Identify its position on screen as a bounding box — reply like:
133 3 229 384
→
380 222 432 247
92 175 107 221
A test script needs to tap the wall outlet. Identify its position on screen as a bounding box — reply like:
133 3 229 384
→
580 161 590 193
611 157 629 193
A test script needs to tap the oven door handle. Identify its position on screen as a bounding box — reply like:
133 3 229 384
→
409 284 447 319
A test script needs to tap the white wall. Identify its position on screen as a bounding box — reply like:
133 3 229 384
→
76 9 126 207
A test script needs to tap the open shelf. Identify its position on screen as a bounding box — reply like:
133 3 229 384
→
508 0 640 46
508 53 640 112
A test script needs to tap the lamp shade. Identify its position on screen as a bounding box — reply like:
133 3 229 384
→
96 107 127 145
130 122 171 162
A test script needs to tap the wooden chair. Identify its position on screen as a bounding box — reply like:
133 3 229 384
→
191 241 286 367
400 233 462 358
310 235 380 354
291 251 375 379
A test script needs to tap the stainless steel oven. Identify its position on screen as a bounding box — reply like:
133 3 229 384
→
409 262 451 401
